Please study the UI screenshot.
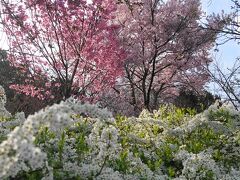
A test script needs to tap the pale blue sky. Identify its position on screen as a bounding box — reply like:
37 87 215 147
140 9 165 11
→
201 0 238 68
201 0 239 95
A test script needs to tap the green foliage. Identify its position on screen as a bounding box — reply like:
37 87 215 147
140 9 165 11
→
112 150 130 173
0 135 5 144
35 127 56 145
0 116 13 122
208 107 237 125
183 126 222 153
58 131 66 162
155 105 196 126
213 138 240 170
197 167 215 180
0 101 239 179
155 144 182 177
114 104 240 178
15 170 44 180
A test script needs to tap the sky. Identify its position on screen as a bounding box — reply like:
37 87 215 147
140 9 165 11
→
0 27 7 50
200 0 239 94
201 0 239 68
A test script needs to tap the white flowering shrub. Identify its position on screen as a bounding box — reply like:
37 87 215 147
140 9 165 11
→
0 85 239 179
0 86 11 118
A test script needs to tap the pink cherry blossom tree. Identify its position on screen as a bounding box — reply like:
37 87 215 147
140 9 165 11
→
101 0 218 114
0 0 125 101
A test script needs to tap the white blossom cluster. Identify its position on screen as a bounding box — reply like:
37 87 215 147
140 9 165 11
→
0 112 25 137
0 85 239 179
0 86 11 118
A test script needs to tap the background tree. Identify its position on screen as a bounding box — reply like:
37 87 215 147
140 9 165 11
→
0 0 125 101
173 88 217 113
101 0 218 115
0 49 48 115
0 49 16 99
208 59 240 110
